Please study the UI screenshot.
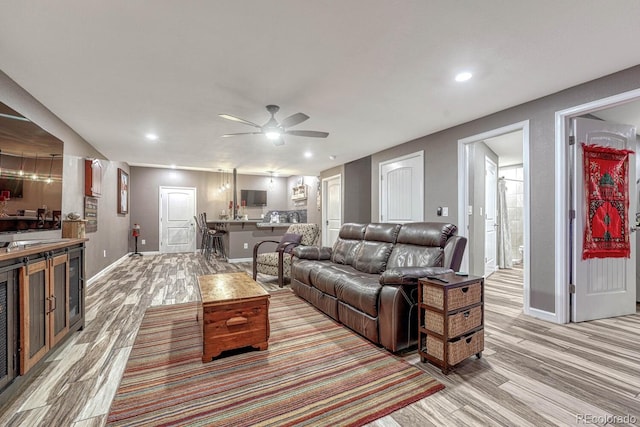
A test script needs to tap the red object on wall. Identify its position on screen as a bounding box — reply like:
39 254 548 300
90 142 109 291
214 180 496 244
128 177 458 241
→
582 143 634 259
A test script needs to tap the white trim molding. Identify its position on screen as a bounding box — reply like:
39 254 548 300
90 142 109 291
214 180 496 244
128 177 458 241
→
554 87 640 324
457 120 531 316
87 253 130 286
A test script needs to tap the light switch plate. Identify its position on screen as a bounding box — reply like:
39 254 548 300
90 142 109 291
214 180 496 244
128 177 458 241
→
442 207 448 217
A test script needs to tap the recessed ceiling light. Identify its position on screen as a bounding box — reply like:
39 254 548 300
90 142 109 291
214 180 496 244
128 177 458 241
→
329 155 336 160
455 72 473 82
145 133 159 141
304 151 313 158
170 164 176 169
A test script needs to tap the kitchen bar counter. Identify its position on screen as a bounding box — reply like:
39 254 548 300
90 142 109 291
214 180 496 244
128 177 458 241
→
207 219 299 228
206 219 305 262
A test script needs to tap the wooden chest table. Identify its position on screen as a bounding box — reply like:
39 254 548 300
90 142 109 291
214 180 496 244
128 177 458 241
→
197 272 270 362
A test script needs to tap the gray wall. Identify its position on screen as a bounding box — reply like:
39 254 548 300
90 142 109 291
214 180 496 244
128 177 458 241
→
344 156 372 224
361 64 640 313
129 167 290 251
0 71 130 279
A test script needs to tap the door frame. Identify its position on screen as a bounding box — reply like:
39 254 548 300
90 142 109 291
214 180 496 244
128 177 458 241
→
457 120 531 314
158 186 197 253
555 88 640 323
378 150 424 222
484 156 498 277
321 174 342 247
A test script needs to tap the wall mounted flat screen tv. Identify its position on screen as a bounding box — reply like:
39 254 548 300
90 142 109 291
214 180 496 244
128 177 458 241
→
0 177 23 198
240 189 267 207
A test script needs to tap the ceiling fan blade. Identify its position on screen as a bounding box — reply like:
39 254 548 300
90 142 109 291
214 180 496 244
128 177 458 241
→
284 130 329 138
272 137 285 146
0 112 30 122
221 132 263 137
280 112 309 128
218 114 262 129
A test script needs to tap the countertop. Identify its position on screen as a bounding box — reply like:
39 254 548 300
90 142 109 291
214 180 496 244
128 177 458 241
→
0 238 88 262
206 219 303 228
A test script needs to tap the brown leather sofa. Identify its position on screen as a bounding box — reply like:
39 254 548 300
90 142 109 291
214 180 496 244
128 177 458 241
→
291 222 466 353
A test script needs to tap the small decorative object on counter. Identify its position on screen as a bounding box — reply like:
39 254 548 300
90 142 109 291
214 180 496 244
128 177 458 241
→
67 212 81 220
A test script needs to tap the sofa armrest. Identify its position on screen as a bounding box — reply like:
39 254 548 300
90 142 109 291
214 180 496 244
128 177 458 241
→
379 267 453 285
292 245 332 260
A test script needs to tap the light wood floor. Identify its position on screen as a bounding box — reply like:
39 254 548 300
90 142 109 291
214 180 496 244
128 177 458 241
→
1 255 638 426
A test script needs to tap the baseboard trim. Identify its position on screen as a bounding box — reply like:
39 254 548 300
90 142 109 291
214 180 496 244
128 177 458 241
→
87 253 130 286
228 257 252 263
524 306 559 324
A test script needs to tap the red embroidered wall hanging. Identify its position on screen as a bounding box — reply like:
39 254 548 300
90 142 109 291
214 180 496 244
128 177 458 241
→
582 143 634 259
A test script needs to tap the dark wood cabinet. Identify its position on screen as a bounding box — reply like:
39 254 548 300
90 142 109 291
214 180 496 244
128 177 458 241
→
19 253 70 374
68 246 85 330
0 240 85 399
0 268 19 391
418 273 484 374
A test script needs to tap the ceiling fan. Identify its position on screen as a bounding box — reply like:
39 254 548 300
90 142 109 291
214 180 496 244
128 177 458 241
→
219 105 329 146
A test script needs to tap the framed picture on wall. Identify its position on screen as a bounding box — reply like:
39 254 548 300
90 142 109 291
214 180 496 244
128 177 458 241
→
118 168 129 215
84 196 98 233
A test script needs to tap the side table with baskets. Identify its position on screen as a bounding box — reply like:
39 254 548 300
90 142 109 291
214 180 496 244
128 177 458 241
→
418 272 484 374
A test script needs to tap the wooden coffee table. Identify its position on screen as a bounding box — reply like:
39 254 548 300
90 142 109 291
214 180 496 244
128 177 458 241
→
197 272 270 362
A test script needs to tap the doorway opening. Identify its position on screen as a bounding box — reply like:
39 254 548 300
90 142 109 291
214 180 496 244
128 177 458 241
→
458 121 531 314
555 88 640 323
321 174 342 247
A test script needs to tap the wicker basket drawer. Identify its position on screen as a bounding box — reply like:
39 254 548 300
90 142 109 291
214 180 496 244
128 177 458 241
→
426 334 445 362
448 330 484 366
425 329 484 366
423 281 482 311
424 306 482 337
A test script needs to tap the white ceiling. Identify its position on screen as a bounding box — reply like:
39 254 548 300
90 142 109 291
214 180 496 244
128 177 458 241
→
1 1 639 176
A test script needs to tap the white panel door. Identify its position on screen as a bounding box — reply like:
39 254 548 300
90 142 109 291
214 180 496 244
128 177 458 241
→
572 117 636 322
159 187 196 253
322 175 342 247
485 157 497 277
380 151 424 223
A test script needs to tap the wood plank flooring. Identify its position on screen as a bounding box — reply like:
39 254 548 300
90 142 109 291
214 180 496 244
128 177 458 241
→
0 255 638 426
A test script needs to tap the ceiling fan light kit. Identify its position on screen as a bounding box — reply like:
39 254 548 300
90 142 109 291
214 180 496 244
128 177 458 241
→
219 104 329 146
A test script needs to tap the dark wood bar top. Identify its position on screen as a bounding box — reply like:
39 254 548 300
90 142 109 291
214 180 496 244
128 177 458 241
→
0 238 88 262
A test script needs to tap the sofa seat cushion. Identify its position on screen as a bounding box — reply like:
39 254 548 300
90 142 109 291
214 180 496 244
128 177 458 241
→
292 259 331 284
335 273 382 317
308 264 357 296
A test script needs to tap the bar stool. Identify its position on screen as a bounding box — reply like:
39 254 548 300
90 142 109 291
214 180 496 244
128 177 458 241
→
201 213 226 260
194 215 213 259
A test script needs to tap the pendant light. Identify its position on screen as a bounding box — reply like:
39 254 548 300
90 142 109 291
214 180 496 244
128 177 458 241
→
267 171 274 190
19 152 24 176
31 154 38 180
46 154 55 184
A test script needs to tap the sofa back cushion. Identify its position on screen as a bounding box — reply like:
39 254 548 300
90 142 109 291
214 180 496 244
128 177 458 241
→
387 222 457 269
352 223 401 274
331 223 366 265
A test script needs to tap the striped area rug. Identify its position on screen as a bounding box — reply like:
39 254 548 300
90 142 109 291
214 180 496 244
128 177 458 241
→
107 291 444 426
